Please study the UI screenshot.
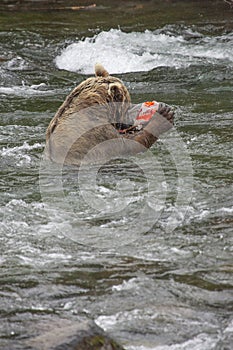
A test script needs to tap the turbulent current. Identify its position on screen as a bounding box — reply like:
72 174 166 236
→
0 2 233 349
55 28 233 73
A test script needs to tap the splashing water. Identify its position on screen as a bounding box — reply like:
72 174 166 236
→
55 28 233 74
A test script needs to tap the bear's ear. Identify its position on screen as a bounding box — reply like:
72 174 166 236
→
95 63 109 77
108 82 124 102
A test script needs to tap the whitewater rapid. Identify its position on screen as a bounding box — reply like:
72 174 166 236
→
55 28 233 74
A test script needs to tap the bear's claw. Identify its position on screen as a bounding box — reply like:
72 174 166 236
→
157 102 175 124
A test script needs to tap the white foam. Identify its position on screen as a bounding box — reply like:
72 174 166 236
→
55 28 233 74
216 207 233 214
126 334 218 350
1 141 42 166
126 333 218 350
223 319 233 333
6 56 29 71
0 83 56 97
112 277 141 292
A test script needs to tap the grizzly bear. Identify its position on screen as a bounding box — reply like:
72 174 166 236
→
45 64 174 165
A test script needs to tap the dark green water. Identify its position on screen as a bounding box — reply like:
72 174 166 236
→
0 1 233 349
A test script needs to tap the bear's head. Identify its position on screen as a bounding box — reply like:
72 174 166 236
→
72 64 131 127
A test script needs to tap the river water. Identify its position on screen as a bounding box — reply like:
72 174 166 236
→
0 1 233 349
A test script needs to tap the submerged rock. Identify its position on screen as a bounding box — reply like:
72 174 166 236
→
28 319 125 350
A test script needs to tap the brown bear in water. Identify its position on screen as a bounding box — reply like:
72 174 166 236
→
45 64 174 165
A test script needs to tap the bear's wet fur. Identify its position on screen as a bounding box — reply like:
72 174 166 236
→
45 64 174 165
